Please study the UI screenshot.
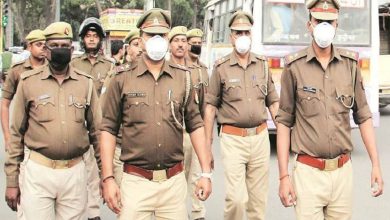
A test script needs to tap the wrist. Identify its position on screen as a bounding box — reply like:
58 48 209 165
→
102 175 115 183
279 174 290 181
199 172 213 180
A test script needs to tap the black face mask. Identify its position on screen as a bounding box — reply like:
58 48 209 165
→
48 48 71 71
190 44 202 55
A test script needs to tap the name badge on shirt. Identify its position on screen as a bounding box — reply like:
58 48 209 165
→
38 94 50 100
303 86 317 93
228 78 240 83
127 92 146 98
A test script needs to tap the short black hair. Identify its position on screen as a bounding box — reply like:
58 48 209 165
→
111 40 124 56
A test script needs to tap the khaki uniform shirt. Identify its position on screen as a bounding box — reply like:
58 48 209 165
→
5 65 101 187
188 61 209 118
100 58 203 170
70 54 114 95
2 58 47 100
276 45 372 159
206 52 279 128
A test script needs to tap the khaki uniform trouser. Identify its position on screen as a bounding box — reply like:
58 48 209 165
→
85 146 101 218
20 150 87 220
220 129 270 220
119 171 187 220
293 158 353 220
183 131 206 219
113 145 124 187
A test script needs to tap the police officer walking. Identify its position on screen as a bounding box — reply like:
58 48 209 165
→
4 22 101 220
100 8 212 219
204 11 279 220
168 25 209 220
276 1 384 219
1 29 46 152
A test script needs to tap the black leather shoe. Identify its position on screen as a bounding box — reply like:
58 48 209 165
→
88 217 101 220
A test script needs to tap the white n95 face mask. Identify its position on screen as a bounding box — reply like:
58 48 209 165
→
312 22 336 48
235 36 251 54
144 35 168 61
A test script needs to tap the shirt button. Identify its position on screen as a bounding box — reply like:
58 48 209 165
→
325 75 329 79
158 144 162 147
135 101 139 105
60 104 65 107
155 82 158 86
308 97 311 100
63 140 67 144
156 101 159 105
61 121 65 124
157 122 161 126
248 98 251 101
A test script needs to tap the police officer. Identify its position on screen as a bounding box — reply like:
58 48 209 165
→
123 28 142 64
100 8 212 219
71 17 113 95
4 22 101 220
204 11 279 220
1 29 46 152
71 17 113 220
168 26 208 220
276 1 384 219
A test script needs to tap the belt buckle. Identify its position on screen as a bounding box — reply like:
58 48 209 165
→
246 128 257 136
323 158 338 171
52 160 69 169
152 170 167 182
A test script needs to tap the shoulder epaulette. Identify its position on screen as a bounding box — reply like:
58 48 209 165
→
20 66 44 80
215 54 230 67
169 62 188 71
255 54 267 61
199 61 207 68
103 56 115 63
10 59 26 68
74 68 93 79
284 49 307 65
338 48 359 61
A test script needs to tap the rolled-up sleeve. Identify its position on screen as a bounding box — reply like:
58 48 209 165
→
184 81 204 133
86 85 102 168
2 68 18 100
205 66 221 107
100 74 123 136
352 66 372 124
276 65 296 128
5 80 28 187
265 64 279 107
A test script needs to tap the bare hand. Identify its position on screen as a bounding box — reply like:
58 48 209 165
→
5 187 20 211
371 166 384 197
195 177 212 201
102 178 121 214
278 177 296 207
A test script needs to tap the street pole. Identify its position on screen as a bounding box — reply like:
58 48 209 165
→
55 0 60 22
5 0 12 48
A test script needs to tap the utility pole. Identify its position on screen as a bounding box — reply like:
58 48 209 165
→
5 0 12 48
55 0 60 22
144 0 154 11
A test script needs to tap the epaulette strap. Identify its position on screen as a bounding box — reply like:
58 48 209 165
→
215 55 230 67
20 67 43 80
284 50 306 65
256 55 266 61
338 49 359 61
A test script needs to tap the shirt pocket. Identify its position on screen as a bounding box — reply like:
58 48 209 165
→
252 78 267 99
224 81 242 102
69 96 87 123
166 96 183 129
335 87 354 113
35 96 56 122
297 89 321 117
126 96 149 123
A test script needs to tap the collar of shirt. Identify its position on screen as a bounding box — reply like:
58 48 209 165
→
40 65 80 81
229 52 258 67
24 58 48 69
81 53 105 63
306 44 343 63
136 58 174 79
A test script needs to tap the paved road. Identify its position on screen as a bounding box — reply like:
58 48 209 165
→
0 107 389 219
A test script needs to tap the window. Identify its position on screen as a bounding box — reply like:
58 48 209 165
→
262 0 371 46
